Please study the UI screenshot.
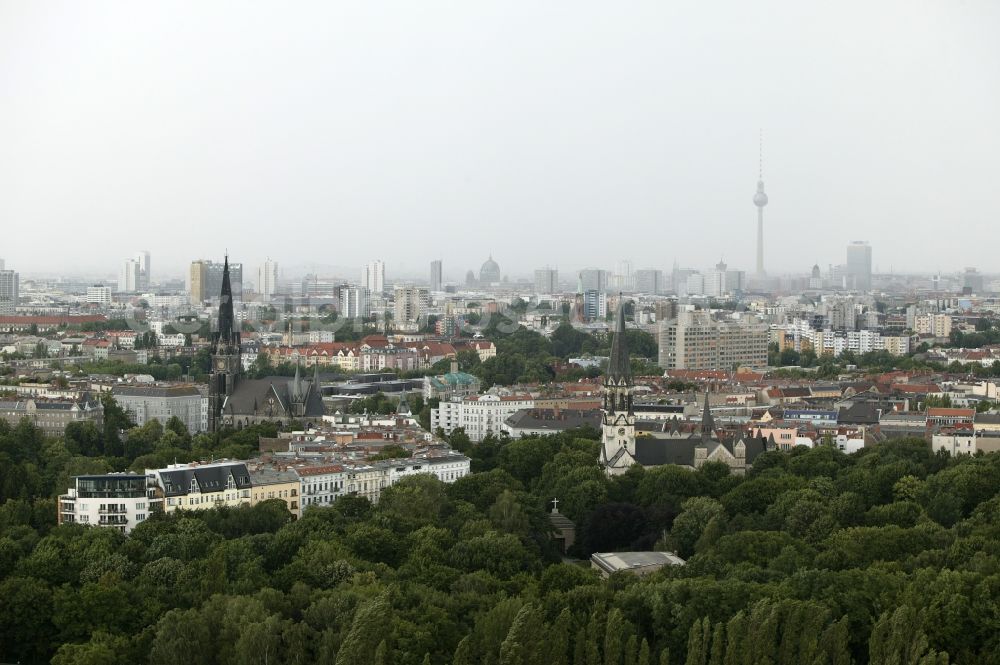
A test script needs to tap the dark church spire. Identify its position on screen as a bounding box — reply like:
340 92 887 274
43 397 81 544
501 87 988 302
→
700 390 715 443
213 255 240 352
607 295 632 385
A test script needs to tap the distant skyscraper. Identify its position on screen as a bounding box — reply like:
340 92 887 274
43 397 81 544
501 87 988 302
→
338 285 370 319
0 258 5 270
612 260 634 292
259 258 278 300
190 260 243 302
135 250 151 290
635 269 664 295
578 268 608 293
120 259 141 292
363 260 385 295
845 242 872 291
962 267 984 294
753 134 768 277
430 260 443 292
534 267 558 294
0 268 18 315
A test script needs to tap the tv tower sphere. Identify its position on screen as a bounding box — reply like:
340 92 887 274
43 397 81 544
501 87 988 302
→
753 180 768 207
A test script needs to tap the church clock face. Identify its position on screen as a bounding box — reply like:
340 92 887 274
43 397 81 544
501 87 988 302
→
618 427 626 436
216 359 227 371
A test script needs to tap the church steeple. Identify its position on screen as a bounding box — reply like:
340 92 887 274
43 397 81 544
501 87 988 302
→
606 294 633 387
209 255 242 433
600 298 636 475
700 391 715 443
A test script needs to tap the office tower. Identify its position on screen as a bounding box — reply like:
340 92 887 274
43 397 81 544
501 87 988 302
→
685 272 705 296
578 268 608 293
259 258 278 300
582 289 607 321
0 258 5 270
135 250 151 289
534 267 558 294
190 260 243 303
611 260 634 292
635 269 664 295
430 260 443 292
119 259 141 292
363 260 385 295
338 285 370 319
0 269 18 315
845 241 872 291
962 267 984 294
394 285 429 323
658 310 768 370
753 134 769 277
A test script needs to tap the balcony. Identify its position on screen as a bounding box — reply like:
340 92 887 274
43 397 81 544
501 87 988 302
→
99 506 126 514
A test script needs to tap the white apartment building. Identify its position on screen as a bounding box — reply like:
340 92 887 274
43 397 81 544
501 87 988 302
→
58 474 161 534
363 260 385 295
0 269 19 315
297 464 347 510
431 394 535 441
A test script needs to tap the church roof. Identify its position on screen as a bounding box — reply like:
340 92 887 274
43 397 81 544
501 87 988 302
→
607 298 632 385
222 376 324 420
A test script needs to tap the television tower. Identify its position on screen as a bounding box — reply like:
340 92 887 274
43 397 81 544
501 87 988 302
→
753 132 768 277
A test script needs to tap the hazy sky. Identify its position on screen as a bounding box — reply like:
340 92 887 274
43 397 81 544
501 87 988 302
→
2 1 999 281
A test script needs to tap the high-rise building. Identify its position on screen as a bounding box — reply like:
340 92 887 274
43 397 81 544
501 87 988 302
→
635 269 664 295
0 269 18 315
135 251 151 290
259 258 278 300
338 285 370 319
578 268 608 293
582 289 607 321
611 260 634 292
430 260 443 292
534 267 558 294
363 260 386 295
753 135 769 277
119 259 141 293
190 260 243 303
845 242 872 291
394 285 429 324
658 310 768 370
962 267 984 294
0 258 6 270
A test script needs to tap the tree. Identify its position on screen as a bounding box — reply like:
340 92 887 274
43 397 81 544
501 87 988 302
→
869 606 949 665
336 593 393 665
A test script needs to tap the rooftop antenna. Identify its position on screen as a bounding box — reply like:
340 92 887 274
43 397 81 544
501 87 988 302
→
758 128 763 179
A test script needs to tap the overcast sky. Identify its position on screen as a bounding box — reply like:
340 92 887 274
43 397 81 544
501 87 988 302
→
2 1 998 282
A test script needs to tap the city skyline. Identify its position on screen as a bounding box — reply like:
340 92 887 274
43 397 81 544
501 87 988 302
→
2 1 999 276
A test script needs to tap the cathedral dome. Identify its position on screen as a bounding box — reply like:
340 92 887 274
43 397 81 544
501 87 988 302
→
479 255 501 284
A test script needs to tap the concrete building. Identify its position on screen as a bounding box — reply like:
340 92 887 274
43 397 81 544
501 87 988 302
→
58 474 161 534
363 260 385 295
430 260 443 292
635 269 664 295
915 313 952 338
393 285 429 324
190 259 243 303
431 394 535 441
846 241 872 291
423 362 481 400
112 384 208 434
338 285 370 319
578 268 608 293
119 259 141 293
86 286 112 306
591 551 686 578
534 267 558 294
135 250 151 290
0 269 18 315
659 310 769 370
582 289 607 321
258 258 278 300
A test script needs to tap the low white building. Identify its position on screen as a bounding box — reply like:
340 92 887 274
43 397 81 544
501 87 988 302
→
431 394 535 441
